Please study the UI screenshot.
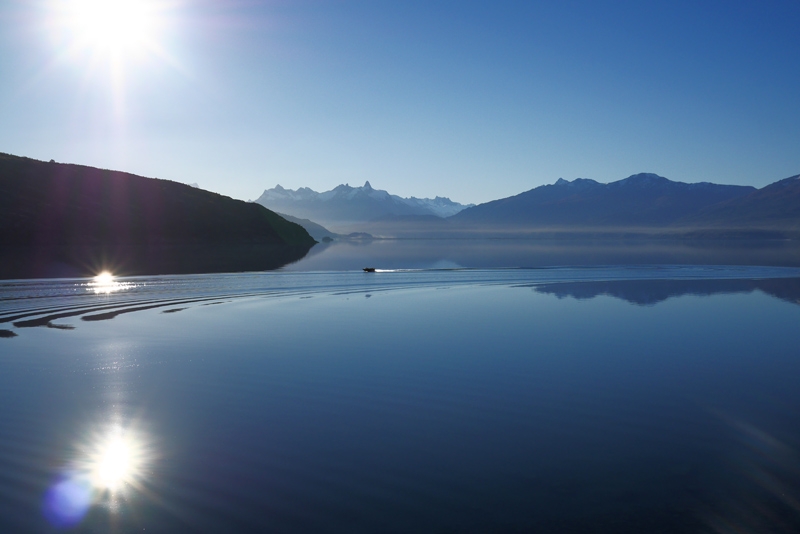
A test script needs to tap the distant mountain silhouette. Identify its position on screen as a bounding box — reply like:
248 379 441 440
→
450 173 755 229
533 277 800 306
253 172 800 238
679 174 800 230
0 153 315 279
254 181 472 229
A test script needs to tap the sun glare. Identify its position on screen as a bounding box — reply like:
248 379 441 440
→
45 0 179 121
90 428 136 490
95 271 114 284
80 424 150 493
60 0 158 54
88 272 135 294
90 271 118 294
44 423 152 527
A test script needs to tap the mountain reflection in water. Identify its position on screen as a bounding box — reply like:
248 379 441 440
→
532 277 800 306
285 237 800 271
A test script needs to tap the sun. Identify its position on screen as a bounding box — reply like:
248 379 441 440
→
51 0 165 58
44 0 179 120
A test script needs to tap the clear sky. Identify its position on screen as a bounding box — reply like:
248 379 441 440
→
1 0 799 205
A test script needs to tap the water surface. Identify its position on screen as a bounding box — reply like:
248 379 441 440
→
2 267 800 532
284 237 800 271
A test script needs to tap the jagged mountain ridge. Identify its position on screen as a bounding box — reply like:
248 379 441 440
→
450 173 757 228
255 181 473 226
254 172 800 237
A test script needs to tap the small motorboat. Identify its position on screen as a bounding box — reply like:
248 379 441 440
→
363 267 376 272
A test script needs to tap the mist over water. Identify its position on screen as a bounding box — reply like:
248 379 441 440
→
284 238 800 271
2 267 800 532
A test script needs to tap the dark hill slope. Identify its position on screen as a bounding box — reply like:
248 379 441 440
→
274 212 338 241
450 173 755 228
0 153 315 279
679 174 800 230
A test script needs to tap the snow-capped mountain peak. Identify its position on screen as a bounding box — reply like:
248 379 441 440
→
254 182 473 225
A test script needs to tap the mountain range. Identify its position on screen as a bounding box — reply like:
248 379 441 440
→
450 173 756 228
259 172 800 238
682 174 800 229
254 181 473 229
3 148 800 280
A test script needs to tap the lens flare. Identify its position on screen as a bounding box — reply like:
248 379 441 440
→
43 477 93 528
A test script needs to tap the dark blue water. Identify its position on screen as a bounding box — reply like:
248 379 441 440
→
2 267 800 532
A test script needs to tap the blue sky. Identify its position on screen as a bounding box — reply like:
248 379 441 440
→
1 0 799 204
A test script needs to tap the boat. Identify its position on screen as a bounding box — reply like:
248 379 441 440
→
363 267 376 272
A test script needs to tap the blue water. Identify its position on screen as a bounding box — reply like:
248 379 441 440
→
2 266 800 532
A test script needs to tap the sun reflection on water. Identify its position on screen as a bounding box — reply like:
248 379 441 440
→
44 422 154 528
88 426 141 490
87 272 135 294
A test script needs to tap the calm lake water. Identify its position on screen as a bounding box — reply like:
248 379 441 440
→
283 238 800 271
2 264 800 532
